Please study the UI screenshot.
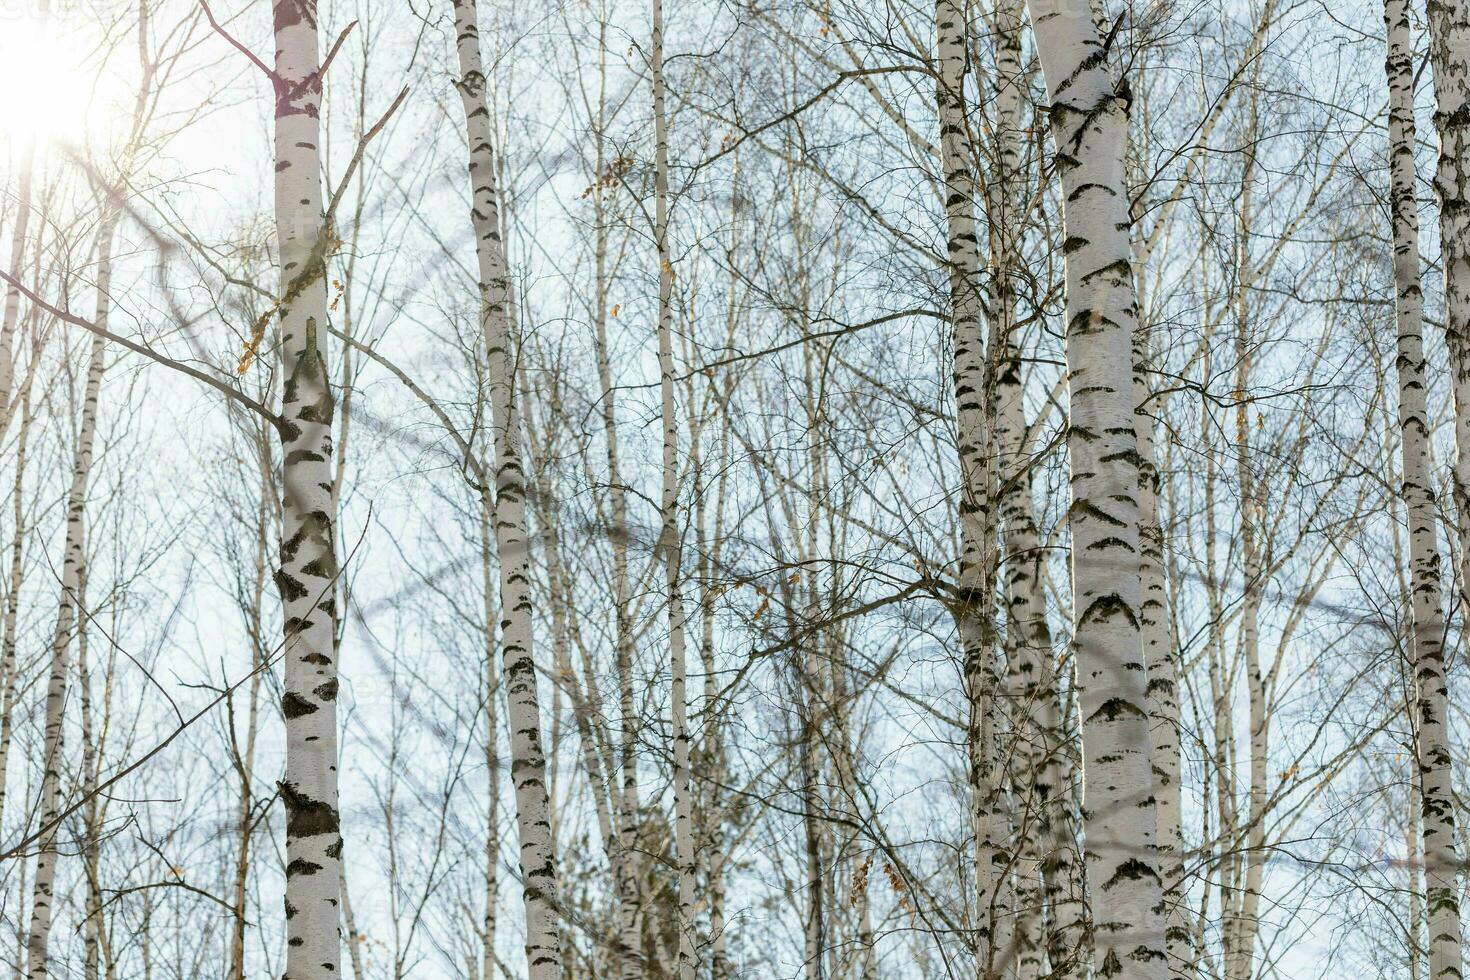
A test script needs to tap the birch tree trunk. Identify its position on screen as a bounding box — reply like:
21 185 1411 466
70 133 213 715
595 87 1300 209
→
26 208 118 980
1225 313 1266 980
1025 1 1164 975
342 869 367 980
271 1 344 975
1402 5 1465 980
78 566 105 980
696 370 735 980
999 359 1049 980
0 2 41 442
13 834 26 980
1221 91 1269 979
1201 428 1237 980
1411 753 1426 980
986 3 1050 975
0 319 38 831
585 29 646 966
1131 223 1185 980
451 3 563 975
479 493 500 980
231 445 271 980
934 0 1007 967
1134 326 1185 980
1129 120 1191 980
651 0 697 974
1042 656 1088 980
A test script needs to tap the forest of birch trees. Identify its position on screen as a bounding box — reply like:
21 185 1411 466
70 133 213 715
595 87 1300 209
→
0 0 1466 975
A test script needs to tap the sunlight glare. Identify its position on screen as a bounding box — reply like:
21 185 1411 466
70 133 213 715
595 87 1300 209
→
0 17 97 148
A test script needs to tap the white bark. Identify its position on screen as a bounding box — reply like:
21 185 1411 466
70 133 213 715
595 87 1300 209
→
271 2 343 975
231 440 272 980
78 565 107 980
1025 1 1164 976
1041 661 1088 980
586 49 647 974
27 209 117 980
479 493 501 980
934 0 1007 967
451 3 563 975
0 134 35 442
985 3 1052 976
651 0 698 975
1404 3 1465 979
1225 311 1266 980
1132 207 1186 980
0 319 38 831
1135 331 1186 979
1411 757 1426 980
696 368 735 980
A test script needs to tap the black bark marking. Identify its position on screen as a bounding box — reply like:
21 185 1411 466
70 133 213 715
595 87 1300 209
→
282 692 318 718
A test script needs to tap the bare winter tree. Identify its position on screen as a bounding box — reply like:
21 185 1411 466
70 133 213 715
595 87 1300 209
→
0 0 1463 977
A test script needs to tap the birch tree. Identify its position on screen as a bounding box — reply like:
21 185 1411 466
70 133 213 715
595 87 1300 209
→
1025 1 1164 975
933 0 1008 966
451 1 564 974
270 0 344 973
650 0 697 974
25 207 117 980
0 0 1452 976
1408 3 1466 979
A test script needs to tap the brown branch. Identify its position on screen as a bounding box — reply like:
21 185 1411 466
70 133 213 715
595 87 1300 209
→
0 651 277 862
313 20 358 91
0 522 370 863
694 66 928 173
0 270 282 429
196 0 279 86
283 20 359 104
100 879 244 919
611 307 947 393
326 85 409 227
328 326 488 490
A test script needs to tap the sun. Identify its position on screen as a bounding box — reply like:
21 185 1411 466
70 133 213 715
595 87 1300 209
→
0 16 99 149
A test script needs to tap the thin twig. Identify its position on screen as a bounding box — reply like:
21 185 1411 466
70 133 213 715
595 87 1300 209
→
197 0 279 85
0 270 281 428
326 85 409 226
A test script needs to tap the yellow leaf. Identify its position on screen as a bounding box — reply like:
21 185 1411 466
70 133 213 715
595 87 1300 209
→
236 309 273 375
